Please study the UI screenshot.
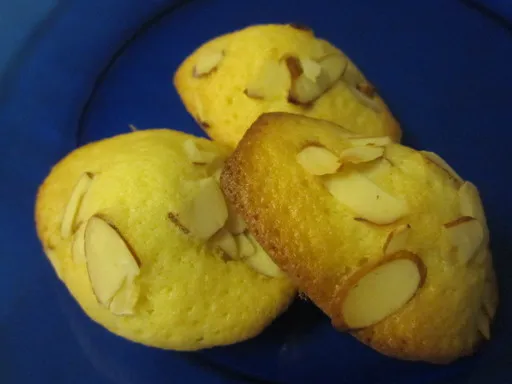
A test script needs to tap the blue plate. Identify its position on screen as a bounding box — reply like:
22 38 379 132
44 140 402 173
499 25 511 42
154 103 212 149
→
1 0 511 383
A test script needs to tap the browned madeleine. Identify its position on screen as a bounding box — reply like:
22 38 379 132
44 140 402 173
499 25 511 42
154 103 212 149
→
220 112 498 363
174 24 400 148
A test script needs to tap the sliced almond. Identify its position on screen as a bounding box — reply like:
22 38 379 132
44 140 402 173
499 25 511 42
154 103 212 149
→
226 202 247 234
360 157 394 182
444 217 484 264
72 223 86 263
421 151 464 184
339 146 384 164
383 147 427 181
200 121 210 130
175 177 228 240
459 182 487 229
193 50 224 77
193 94 208 128
300 58 322 82
349 85 381 112
84 216 140 307
383 224 411 255
287 54 346 105
348 136 392 147
318 54 347 84
284 55 303 79
109 279 140 316
341 60 365 86
474 247 489 264
243 235 284 277
356 83 377 97
61 172 94 238
288 72 323 104
213 167 223 183
244 60 289 100
310 39 330 60
482 279 498 319
324 171 409 225
244 250 284 278
235 233 256 259
342 257 422 328
296 145 341 175
477 311 491 340
183 139 219 165
210 228 238 259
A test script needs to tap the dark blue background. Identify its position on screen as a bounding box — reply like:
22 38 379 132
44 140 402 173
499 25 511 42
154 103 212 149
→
1 0 511 383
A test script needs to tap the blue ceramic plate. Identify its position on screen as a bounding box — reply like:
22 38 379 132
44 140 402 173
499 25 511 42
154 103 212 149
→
1 0 511 383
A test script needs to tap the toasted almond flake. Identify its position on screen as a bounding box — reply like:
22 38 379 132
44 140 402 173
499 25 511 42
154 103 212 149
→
339 146 384 164
284 56 303 79
341 61 365 86
84 216 140 307
183 139 219 165
421 151 464 184
319 54 347 84
61 173 94 238
242 234 284 277
193 50 224 77
296 145 341 175
300 58 322 81
324 171 409 225
109 279 140 316
474 247 489 265
477 311 491 340
210 228 238 259
444 217 484 264
245 60 289 100
175 178 228 240
349 85 382 112
286 54 346 105
356 83 376 97
225 202 247 235
194 94 208 127
72 223 87 263
235 233 256 259
458 181 489 242
482 279 498 319
213 167 223 183
383 224 411 255
342 257 422 328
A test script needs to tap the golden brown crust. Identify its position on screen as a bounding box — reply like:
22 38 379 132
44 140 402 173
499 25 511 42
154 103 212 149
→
174 24 401 148
221 112 497 363
221 113 372 318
